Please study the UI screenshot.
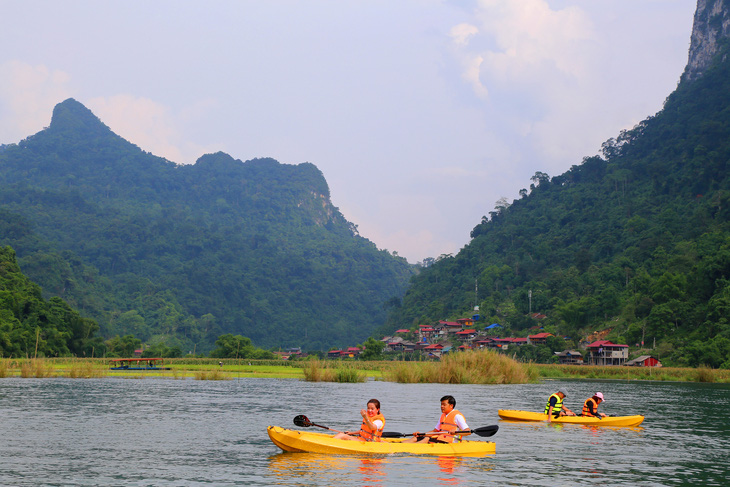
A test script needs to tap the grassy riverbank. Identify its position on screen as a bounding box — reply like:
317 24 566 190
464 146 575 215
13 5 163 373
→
0 355 728 383
0 358 307 380
533 363 730 383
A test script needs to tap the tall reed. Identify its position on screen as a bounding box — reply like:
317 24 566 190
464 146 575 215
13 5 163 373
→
384 349 535 384
66 359 106 378
302 360 366 383
194 369 231 380
695 365 716 383
20 359 54 378
0 359 8 378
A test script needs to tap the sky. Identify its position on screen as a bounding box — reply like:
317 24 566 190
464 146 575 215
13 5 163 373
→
0 0 697 263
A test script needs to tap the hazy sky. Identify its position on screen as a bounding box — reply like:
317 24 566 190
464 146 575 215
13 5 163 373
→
0 0 696 263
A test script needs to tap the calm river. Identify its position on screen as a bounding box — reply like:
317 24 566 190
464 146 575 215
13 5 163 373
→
0 377 728 486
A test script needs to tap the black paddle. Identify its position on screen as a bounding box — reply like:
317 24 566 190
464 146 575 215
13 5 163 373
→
293 414 347 434
381 424 499 439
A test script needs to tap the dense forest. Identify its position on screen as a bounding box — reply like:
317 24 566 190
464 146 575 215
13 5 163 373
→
0 99 414 353
0 246 102 357
382 29 730 368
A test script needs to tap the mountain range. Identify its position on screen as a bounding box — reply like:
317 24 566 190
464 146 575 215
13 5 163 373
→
0 99 414 353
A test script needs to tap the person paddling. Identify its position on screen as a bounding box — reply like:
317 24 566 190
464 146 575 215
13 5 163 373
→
405 395 471 443
545 389 576 422
333 399 385 441
581 392 608 419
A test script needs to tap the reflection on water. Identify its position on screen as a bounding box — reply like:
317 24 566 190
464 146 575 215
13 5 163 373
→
358 457 386 485
268 452 361 484
266 452 472 486
435 456 460 486
0 377 728 486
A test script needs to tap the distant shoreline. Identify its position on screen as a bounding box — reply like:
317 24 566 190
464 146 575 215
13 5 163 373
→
1 357 727 383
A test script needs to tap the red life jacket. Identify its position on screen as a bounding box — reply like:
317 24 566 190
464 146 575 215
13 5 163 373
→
435 409 465 443
359 413 385 441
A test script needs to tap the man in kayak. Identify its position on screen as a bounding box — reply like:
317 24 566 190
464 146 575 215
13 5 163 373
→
405 395 471 443
545 389 576 421
581 392 608 419
333 399 385 441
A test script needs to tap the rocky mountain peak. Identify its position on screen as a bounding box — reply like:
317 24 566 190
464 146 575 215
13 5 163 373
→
682 0 730 83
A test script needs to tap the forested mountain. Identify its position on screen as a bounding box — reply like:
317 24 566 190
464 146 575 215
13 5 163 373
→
383 0 730 368
0 99 414 353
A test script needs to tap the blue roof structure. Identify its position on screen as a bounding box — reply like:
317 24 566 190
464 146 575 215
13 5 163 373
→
485 323 502 329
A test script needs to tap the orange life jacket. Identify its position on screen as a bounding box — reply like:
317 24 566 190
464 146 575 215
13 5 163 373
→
582 397 599 417
359 413 385 441
435 409 465 443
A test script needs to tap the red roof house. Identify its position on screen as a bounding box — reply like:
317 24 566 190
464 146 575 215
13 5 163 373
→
625 355 662 367
586 340 629 365
528 332 554 345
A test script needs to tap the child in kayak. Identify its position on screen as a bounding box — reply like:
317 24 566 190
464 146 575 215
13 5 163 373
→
333 399 385 441
405 395 471 443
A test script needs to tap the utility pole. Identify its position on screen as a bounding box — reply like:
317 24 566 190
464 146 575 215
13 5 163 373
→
474 279 479 311
529 289 532 315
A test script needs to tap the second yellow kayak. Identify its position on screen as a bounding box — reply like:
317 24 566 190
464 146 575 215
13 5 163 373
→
497 409 644 427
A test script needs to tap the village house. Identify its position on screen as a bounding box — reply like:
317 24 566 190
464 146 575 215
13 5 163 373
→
625 355 662 367
528 332 554 345
586 340 629 365
473 338 493 348
423 342 445 358
385 336 417 352
439 321 464 335
456 317 475 328
326 347 361 359
455 329 478 344
555 350 584 365
418 324 437 341
486 337 512 350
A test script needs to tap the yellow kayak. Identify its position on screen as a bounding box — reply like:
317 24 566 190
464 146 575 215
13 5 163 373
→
497 409 644 427
267 426 496 456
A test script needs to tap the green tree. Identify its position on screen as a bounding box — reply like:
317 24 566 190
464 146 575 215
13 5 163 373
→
105 334 142 357
359 337 385 361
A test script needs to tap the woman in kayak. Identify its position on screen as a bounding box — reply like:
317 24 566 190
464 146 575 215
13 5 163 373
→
333 399 385 441
581 392 608 418
405 395 470 443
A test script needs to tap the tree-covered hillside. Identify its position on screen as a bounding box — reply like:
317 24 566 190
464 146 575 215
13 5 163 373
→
0 99 414 353
0 246 101 357
383 32 730 368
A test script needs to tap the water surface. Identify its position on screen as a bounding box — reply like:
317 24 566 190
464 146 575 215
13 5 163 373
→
0 377 727 485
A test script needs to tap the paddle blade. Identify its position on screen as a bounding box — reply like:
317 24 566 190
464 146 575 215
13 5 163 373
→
293 415 312 427
381 431 407 438
472 425 498 437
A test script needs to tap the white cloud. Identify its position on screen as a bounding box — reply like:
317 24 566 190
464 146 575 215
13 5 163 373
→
450 22 479 47
474 0 593 79
0 61 72 142
464 54 489 100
